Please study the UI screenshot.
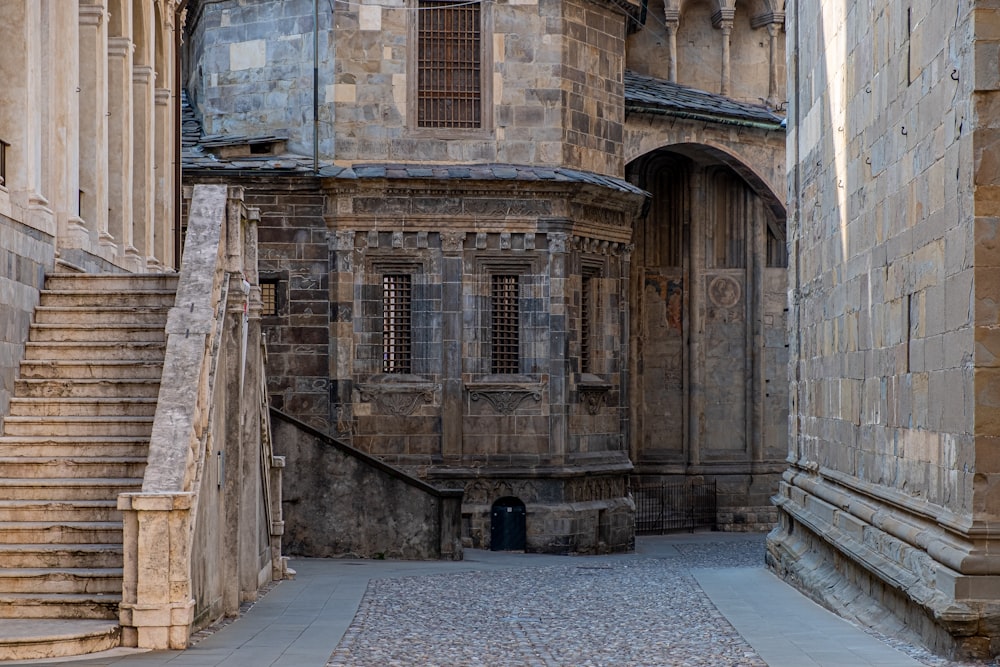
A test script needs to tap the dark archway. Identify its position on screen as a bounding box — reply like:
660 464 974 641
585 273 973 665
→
490 497 526 551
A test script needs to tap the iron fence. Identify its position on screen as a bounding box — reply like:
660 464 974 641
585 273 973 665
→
631 478 717 534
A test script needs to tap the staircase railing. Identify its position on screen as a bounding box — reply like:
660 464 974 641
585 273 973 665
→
117 184 286 649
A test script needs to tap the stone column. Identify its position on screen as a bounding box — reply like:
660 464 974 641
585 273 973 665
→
548 232 570 465
79 1 113 249
664 10 679 83
108 32 133 256
440 231 466 461
153 87 172 269
131 0 155 269
766 22 781 107
0 1 53 232
330 229 357 439
42 0 88 249
712 9 735 97
749 199 765 464
687 171 706 467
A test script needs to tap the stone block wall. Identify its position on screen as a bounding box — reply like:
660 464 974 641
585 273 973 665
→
0 213 54 423
272 409 463 560
186 0 630 176
767 0 1000 659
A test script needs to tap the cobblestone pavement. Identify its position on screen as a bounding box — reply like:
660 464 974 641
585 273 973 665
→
325 535 991 667
328 536 764 667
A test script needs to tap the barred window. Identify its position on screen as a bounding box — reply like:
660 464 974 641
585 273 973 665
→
260 280 278 317
491 274 519 374
417 0 481 128
382 274 413 374
580 271 597 374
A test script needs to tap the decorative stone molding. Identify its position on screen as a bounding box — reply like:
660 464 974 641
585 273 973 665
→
440 230 465 253
577 374 612 415
358 381 439 416
548 232 569 254
466 382 544 415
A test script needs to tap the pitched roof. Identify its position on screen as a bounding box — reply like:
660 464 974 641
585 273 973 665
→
624 71 785 129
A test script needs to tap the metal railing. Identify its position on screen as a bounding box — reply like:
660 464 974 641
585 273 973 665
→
631 479 717 534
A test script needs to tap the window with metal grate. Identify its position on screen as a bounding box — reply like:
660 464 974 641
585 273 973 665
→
490 274 519 374
417 0 482 128
382 274 413 374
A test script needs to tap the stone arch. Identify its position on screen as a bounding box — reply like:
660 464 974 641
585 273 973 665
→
626 142 788 529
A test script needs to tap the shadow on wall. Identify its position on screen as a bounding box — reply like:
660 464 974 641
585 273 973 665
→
270 408 464 560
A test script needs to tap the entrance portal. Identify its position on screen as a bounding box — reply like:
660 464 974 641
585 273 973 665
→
490 497 526 551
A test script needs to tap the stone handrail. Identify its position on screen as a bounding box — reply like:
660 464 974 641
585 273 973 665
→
117 184 282 649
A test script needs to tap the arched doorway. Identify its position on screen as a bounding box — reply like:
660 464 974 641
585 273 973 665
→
490 497 527 551
627 147 788 528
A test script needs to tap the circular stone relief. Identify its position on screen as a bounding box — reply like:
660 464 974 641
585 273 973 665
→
708 276 741 308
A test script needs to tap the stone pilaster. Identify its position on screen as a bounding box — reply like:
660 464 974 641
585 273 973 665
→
79 2 113 250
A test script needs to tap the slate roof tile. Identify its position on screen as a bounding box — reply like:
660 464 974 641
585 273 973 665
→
624 71 785 128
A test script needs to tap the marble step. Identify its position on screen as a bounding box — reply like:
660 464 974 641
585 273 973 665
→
0 593 120 620
0 522 123 545
0 568 123 594
17 360 164 380
23 341 166 362
0 436 149 458
39 289 176 308
0 619 120 661
14 378 161 399
8 398 158 418
33 306 169 326
0 478 141 501
29 322 166 343
0 500 120 522
0 544 122 569
44 273 177 292
0 457 147 479
2 416 154 437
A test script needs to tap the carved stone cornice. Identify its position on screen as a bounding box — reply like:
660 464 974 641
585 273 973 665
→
577 375 612 415
751 11 785 29
357 381 440 416
466 382 545 415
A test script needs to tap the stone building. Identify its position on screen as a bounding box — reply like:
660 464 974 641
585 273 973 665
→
767 0 1000 660
0 2 287 659
181 0 788 552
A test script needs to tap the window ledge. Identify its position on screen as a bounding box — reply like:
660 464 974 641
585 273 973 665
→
465 379 545 415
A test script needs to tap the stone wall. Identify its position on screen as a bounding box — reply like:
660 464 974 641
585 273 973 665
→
272 409 463 560
767 0 1000 659
0 213 54 424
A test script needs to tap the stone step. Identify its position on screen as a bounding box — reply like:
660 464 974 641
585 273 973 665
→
0 478 141 501
29 323 166 343
0 457 147 479
0 522 122 545
0 619 120 661
39 290 176 309
0 436 148 458
14 378 161 399
23 341 166 362
8 398 158 418
0 568 123 594
17 360 164 380
44 273 178 292
0 544 122 569
0 500 120 522
0 593 120 620
33 306 169 326
2 416 154 437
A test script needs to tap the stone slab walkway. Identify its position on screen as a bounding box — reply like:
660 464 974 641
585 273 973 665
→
0 534 967 667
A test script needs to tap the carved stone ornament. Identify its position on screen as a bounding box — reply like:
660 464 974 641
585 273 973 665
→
357 382 439 416
440 231 466 253
577 374 612 415
708 275 741 308
467 383 544 415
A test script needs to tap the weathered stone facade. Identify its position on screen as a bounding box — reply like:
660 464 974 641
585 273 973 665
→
767 0 1000 659
182 0 787 551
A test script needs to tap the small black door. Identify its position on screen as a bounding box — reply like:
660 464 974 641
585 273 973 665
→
490 497 527 551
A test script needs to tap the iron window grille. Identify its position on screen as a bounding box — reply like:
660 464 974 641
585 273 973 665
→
490 274 520 374
417 0 482 128
580 271 597 374
382 274 413 374
0 139 8 187
260 280 278 317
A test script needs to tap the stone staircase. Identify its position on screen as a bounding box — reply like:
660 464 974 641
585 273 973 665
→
0 273 177 660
